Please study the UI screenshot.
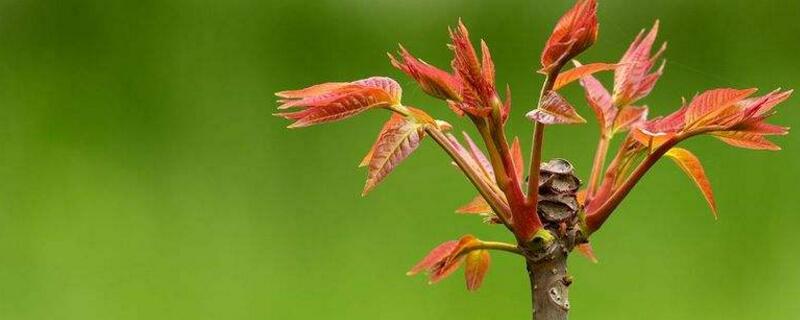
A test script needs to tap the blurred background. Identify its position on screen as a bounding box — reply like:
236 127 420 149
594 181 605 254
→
0 0 798 319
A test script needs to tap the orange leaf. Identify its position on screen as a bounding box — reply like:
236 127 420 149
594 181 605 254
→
684 88 756 130
408 235 481 285
576 189 587 206
576 61 617 132
276 77 403 128
362 115 424 195
456 195 493 215
464 250 490 291
613 105 649 133
554 62 617 90
407 241 459 276
501 85 512 124
541 0 599 73
576 243 598 263
711 131 781 151
275 82 348 99
613 20 666 106
389 45 462 101
510 137 524 182
358 148 374 168
450 20 497 115
665 148 717 219
527 91 586 125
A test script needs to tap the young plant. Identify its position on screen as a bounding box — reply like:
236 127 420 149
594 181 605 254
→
275 1 792 319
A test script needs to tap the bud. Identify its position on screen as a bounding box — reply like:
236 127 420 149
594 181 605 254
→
389 46 462 102
540 0 599 73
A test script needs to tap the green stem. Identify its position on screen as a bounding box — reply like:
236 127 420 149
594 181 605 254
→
527 74 557 205
586 133 611 199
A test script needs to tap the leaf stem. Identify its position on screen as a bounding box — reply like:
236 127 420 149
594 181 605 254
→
473 241 524 256
527 74 557 205
425 127 513 226
586 133 611 199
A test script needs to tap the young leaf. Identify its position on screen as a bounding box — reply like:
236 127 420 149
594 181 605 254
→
541 0 599 73
711 131 781 151
360 112 423 168
462 132 495 179
577 62 617 132
684 88 757 130
554 62 617 90
614 20 666 106
276 77 403 128
527 91 587 125
613 105 648 133
276 82 348 99
363 114 425 195
408 235 482 285
501 85 512 124
510 137 524 182
407 241 459 276
464 250 491 291
456 195 493 215
576 243 599 263
449 20 498 116
665 147 717 218
389 45 462 102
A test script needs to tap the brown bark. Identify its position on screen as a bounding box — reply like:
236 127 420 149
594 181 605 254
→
527 242 571 320
522 159 584 320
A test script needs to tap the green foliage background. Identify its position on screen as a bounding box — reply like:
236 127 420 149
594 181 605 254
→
0 0 798 319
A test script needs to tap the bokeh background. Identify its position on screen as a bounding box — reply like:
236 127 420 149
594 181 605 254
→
0 0 798 319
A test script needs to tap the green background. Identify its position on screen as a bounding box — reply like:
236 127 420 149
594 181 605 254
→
0 0 798 319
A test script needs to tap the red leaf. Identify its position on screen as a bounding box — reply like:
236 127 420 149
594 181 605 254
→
554 62 617 90
462 132 495 179
445 133 490 176
501 85 512 124
743 89 793 119
527 91 586 125
481 40 496 88
464 250 491 291
275 82 348 99
510 137 524 183
684 88 757 130
613 105 649 133
711 131 781 151
363 115 424 195
450 20 497 115
275 77 403 128
665 148 717 218
407 241 459 276
409 235 482 285
456 195 493 215
541 0 598 73
734 121 789 136
614 20 666 106
577 62 617 132
389 45 462 101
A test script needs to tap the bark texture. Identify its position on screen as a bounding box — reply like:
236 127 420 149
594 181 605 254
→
522 159 585 320
527 244 570 320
